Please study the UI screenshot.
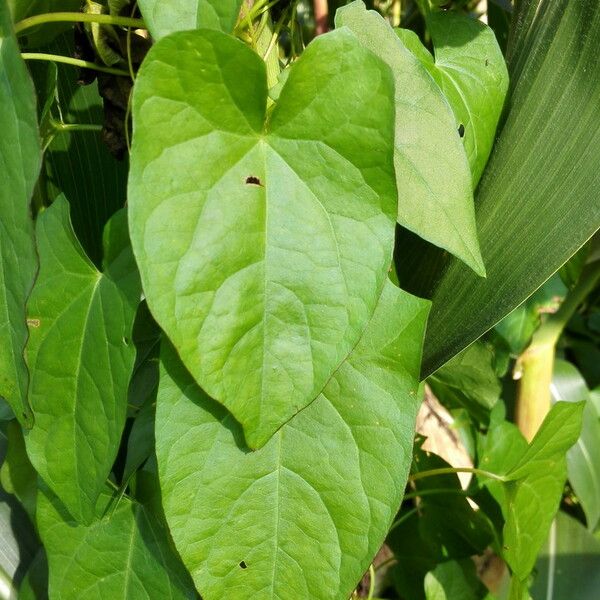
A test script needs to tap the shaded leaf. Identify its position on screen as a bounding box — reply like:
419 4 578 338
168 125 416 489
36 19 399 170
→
398 0 600 378
137 0 243 39
0 0 41 428
18 550 48 600
530 511 600 599
37 487 195 599
424 560 493 600
155 280 429 600
129 28 398 448
123 401 154 482
337 1 485 275
551 360 600 530
24 198 138 524
428 340 501 423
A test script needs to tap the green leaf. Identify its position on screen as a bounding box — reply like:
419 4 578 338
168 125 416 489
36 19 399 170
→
0 0 41 428
123 401 155 482
18 549 48 600
427 340 501 423
336 1 485 275
43 34 128 267
0 421 37 520
9 1 81 47
37 487 195 599
24 198 138 524
480 402 584 580
155 280 429 599
398 0 600 377
137 0 243 39
129 28 398 448
530 511 600 599
551 360 600 530
403 11 509 185
424 560 493 600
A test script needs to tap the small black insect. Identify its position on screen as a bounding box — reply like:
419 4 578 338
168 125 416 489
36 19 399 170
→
245 175 262 186
239 561 248 569
458 124 465 138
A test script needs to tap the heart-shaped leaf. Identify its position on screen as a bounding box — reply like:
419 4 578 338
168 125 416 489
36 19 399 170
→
138 0 243 39
24 198 139 524
155 280 429 599
0 0 41 428
128 28 398 448
37 487 195 599
336 1 485 275
397 11 508 185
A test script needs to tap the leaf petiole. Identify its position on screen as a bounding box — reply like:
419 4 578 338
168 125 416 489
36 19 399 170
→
21 52 130 77
14 12 145 35
409 466 507 483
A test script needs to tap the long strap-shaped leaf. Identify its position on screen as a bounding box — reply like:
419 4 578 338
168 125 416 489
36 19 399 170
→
0 0 41 428
397 0 600 376
156 280 429 600
128 28 398 449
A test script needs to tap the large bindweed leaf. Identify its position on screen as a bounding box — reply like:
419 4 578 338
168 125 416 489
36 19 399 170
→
129 28 398 448
37 487 195 599
0 0 41 428
24 198 139 524
336 1 485 275
138 0 243 39
551 360 600 530
397 11 508 186
480 402 584 580
399 0 600 377
155 280 429 600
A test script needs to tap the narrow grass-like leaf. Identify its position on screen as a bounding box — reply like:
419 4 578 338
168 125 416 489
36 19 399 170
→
129 28 398 448
37 487 195 599
398 0 600 377
0 0 41 427
336 1 485 275
24 198 138 524
156 280 429 600
138 0 243 39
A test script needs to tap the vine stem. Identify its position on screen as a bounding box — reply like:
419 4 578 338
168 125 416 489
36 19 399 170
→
21 52 130 77
515 259 600 440
408 466 506 483
14 12 145 35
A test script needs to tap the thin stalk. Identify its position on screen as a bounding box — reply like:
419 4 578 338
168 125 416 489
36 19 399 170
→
22 52 130 77
392 0 402 27
14 11 145 35
367 564 376 600
52 121 103 133
388 506 419 534
516 259 600 440
409 466 506 483
402 487 469 501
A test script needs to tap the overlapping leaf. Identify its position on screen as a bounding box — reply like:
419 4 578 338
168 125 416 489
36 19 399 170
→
398 0 600 377
551 360 600 530
24 198 139 524
0 0 41 427
129 28 398 448
156 280 429 600
37 487 195 599
398 11 508 185
336 1 485 275
138 0 243 39
479 401 584 580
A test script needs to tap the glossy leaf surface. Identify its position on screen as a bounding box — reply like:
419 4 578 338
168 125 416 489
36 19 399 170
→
156 280 429 599
400 0 600 377
37 488 195 599
337 1 484 275
24 198 138 524
0 0 41 427
129 28 398 448
138 0 243 39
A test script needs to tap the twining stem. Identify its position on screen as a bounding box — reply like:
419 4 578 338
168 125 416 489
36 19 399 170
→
14 12 145 35
402 487 468 501
52 121 103 133
409 466 507 483
516 259 600 441
21 53 130 77
388 506 419 534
